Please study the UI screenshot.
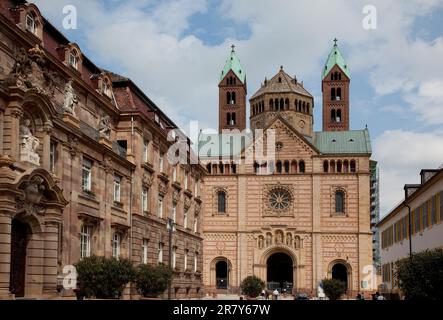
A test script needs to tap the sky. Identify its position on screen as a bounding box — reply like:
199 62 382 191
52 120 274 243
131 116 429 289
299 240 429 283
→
31 0 443 216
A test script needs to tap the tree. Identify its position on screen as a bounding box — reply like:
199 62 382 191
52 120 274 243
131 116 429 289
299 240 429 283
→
240 275 265 298
134 263 173 298
75 256 134 299
396 249 443 300
321 279 346 300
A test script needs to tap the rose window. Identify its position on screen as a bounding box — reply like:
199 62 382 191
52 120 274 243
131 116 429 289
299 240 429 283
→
268 188 292 211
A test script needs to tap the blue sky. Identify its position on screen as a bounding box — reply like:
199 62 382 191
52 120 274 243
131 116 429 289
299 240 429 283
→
32 0 443 215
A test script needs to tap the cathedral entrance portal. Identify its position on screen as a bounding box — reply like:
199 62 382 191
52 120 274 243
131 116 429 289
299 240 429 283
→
266 252 293 292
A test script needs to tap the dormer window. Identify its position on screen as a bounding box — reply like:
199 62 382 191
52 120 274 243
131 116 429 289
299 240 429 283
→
69 51 78 69
102 79 112 98
26 13 36 34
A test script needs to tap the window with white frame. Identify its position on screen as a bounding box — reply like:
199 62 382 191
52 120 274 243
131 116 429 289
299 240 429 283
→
158 242 163 264
69 51 79 70
158 196 163 218
80 224 92 259
183 209 188 229
141 239 149 264
159 152 164 173
143 139 149 163
112 233 121 260
172 202 177 223
26 13 36 34
142 187 148 212
82 158 92 192
172 246 177 269
194 252 198 272
114 175 122 202
103 80 112 98
49 141 57 173
184 249 189 270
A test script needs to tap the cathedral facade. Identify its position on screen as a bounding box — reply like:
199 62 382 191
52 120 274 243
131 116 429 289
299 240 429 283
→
200 44 374 296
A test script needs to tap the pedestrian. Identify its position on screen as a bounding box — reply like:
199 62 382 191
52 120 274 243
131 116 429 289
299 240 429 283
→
260 289 266 300
356 293 361 300
273 289 279 300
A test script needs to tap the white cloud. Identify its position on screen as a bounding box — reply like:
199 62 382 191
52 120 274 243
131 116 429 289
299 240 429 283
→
374 129 443 215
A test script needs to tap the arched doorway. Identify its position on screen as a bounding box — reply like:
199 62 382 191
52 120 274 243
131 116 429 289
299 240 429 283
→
267 252 293 292
332 263 348 291
10 219 31 297
216 261 228 289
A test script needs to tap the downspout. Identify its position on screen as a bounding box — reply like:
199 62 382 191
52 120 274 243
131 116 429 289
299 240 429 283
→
405 203 413 262
129 116 135 299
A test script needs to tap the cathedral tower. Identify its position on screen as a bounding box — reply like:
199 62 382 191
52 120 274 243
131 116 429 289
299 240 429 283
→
322 39 350 131
219 45 247 133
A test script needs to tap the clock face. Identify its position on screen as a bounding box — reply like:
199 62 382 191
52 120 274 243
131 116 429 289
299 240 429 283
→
268 188 291 211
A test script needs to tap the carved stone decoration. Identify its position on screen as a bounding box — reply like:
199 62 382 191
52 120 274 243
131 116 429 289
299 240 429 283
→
258 235 264 249
67 135 79 157
142 173 154 187
99 115 112 139
184 197 191 210
19 118 40 165
158 181 168 196
102 155 113 173
275 230 284 244
266 232 273 246
194 202 202 215
62 80 78 116
286 233 293 246
173 189 180 203
16 175 46 216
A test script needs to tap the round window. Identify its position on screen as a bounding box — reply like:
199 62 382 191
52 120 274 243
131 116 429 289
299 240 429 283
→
268 188 292 211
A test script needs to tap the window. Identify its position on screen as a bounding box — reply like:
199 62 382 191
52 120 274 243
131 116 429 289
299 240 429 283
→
143 140 149 163
413 208 420 234
284 161 290 174
158 196 164 218
141 239 149 264
173 166 177 182
184 172 188 189
183 209 188 229
142 188 148 212
335 190 345 213
184 249 189 270
440 191 443 221
159 153 164 173
195 179 199 197
323 160 329 173
194 252 198 272
421 203 428 230
69 51 78 70
194 215 198 233
336 88 342 101
49 141 57 173
82 158 92 191
217 191 226 213
112 233 121 260
103 80 112 98
158 243 163 264
114 175 122 203
172 202 177 223
299 161 305 173
26 14 36 34
80 224 92 259
172 246 177 269
350 160 356 173
431 196 437 225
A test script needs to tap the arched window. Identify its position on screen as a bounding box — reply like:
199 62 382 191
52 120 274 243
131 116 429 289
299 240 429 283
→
336 88 342 101
331 109 336 122
343 160 349 173
231 163 237 174
295 100 298 111
331 88 336 100
337 160 342 173
276 161 282 174
307 103 310 115
26 13 36 34
338 73 342 80
219 163 224 174
298 100 302 112
291 160 297 173
226 113 231 125
254 162 260 174
269 99 274 110
331 73 334 81
330 160 336 173
350 160 356 173
302 101 306 113
206 163 212 174
285 98 289 110
274 99 279 110
226 92 231 104
335 190 345 213
323 160 329 173
217 191 226 213
280 98 284 111
299 160 305 173
337 109 342 123
231 112 236 125
232 92 236 104
284 160 290 174
212 164 218 174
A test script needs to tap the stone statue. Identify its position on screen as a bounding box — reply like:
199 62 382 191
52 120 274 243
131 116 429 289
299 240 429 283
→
62 80 78 116
258 236 264 249
266 233 272 246
276 231 283 244
19 119 40 165
286 233 292 246
99 115 111 139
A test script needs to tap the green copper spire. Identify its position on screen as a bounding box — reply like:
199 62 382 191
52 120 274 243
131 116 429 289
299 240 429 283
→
322 39 350 80
220 45 246 84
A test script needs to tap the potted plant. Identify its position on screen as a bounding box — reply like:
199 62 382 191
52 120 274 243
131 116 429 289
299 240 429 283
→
75 256 134 299
134 263 173 299
321 278 346 300
240 275 265 299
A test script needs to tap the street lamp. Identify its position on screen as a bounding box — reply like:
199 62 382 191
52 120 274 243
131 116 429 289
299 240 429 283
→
167 217 175 300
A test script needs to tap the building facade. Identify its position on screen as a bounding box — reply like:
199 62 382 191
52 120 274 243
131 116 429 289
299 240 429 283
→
0 0 204 299
200 44 374 296
378 168 443 292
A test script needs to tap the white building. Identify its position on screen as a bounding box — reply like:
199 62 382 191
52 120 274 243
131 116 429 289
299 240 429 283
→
378 168 443 292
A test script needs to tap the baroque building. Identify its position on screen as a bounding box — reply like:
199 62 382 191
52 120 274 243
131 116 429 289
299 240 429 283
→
0 0 204 299
199 44 374 296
